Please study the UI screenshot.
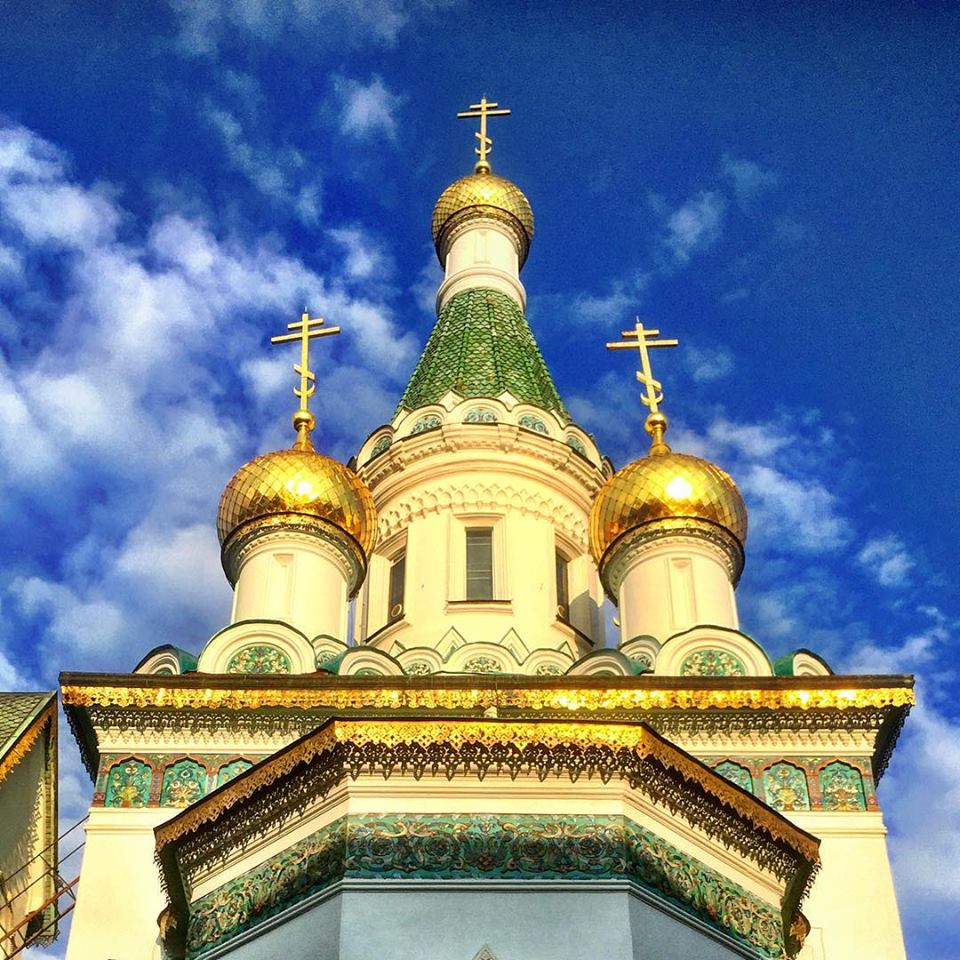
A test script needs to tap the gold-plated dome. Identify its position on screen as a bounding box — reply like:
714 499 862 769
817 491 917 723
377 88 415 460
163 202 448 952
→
432 170 534 266
590 449 748 574
218 446 377 585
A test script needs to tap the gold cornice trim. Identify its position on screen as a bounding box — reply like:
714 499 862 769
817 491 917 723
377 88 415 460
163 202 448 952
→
62 682 914 713
155 718 819 868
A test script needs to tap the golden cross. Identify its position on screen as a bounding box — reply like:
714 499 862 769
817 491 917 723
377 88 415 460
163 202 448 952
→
271 310 340 446
606 317 679 415
457 97 511 171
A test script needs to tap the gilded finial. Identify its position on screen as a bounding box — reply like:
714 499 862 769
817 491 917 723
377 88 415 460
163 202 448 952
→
270 310 340 450
606 318 679 456
457 97 511 173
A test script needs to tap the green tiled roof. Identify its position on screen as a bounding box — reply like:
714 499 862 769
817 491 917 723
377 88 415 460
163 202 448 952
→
0 692 52 756
398 288 568 419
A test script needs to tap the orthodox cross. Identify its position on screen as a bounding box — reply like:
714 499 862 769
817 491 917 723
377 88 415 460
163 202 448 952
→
606 318 679 415
457 97 511 171
271 310 340 446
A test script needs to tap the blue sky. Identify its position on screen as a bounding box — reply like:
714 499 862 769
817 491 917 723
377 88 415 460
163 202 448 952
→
1 1 957 955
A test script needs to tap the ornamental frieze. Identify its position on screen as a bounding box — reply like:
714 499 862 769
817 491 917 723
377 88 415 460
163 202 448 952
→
182 814 790 960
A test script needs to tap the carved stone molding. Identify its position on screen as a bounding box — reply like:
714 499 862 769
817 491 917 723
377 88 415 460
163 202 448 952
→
224 518 366 595
376 478 590 547
601 524 745 597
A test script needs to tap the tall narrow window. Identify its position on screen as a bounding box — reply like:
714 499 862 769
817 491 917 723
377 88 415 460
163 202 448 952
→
465 528 494 600
555 549 570 621
388 551 406 621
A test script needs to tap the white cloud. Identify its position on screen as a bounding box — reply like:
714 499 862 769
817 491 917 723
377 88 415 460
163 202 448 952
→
166 0 419 57
329 226 394 281
858 534 914 588
883 703 960 905
720 154 778 207
684 344 734 383
741 463 851 552
204 104 322 225
658 190 726 263
0 120 416 677
10 577 125 657
409 253 443 313
334 75 405 141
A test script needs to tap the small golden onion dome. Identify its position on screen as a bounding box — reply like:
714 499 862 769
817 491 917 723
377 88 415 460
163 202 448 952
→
590 448 748 583
217 444 377 589
431 169 534 266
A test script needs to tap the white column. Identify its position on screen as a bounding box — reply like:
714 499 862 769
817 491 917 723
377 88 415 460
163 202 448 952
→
66 808 172 960
231 532 351 641
616 537 738 642
791 811 907 960
436 221 526 312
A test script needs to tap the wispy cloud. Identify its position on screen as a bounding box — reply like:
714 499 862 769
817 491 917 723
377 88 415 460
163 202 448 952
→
334 75 406 141
165 0 428 57
857 534 914 588
684 344 735 383
0 120 415 678
204 103 322 225
720 154 779 208
653 190 727 264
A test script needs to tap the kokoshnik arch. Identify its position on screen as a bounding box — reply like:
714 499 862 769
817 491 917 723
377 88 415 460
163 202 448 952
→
60 99 913 960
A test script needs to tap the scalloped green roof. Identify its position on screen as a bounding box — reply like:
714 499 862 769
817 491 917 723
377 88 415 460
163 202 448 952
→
398 288 568 419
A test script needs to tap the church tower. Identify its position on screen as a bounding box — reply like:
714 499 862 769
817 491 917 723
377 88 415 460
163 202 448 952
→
60 102 912 960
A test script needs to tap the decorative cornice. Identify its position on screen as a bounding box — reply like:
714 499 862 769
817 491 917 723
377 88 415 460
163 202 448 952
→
600 521 745 598
222 515 367 595
63 678 914 715
361 422 603 494
436 208 531 267
175 814 794 960
61 673 913 784
156 719 818 866
375 475 592 547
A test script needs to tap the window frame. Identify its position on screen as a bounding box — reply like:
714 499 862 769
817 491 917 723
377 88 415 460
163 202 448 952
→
448 514 507 602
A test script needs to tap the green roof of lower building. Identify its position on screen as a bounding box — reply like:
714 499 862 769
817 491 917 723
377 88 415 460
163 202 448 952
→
398 288 568 419
0 692 53 757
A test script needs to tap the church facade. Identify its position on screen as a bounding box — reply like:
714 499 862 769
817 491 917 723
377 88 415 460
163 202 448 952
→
60 104 912 960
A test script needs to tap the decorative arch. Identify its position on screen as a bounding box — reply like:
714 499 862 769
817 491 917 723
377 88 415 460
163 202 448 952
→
445 642 518 674
818 761 866 811
338 646 404 677
197 620 316 675
619 635 660 674
160 759 207 808
217 759 254 788
521 648 575 677
104 758 152 808
397 647 445 676
376 479 588 548
657 626 773 677
313 635 349 671
762 762 810 812
713 760 754 794
567 649 633 677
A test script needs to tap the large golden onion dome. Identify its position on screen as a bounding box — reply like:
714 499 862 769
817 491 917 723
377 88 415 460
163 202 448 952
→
590 415 748 589
218 421 377 590
431 169 534 266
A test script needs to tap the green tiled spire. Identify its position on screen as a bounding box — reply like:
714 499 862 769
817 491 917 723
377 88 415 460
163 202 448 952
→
398 288 568 419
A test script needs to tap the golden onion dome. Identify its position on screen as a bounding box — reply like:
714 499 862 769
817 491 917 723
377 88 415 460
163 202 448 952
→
590 436 748 588
217 438 377 590
431 169 534 266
